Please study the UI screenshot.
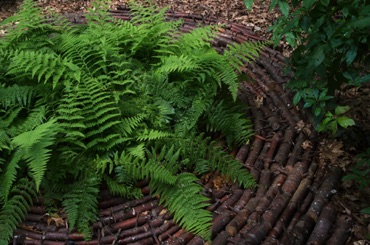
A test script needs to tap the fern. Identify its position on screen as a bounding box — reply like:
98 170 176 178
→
171 133 256 189
0 85 40 109
103 174 142 199
11 119 59 190
116 149 178 186
62 175 100 239
6 50 80 88
152 173 212 240
223 41 266 72
0 0 261 240
0 152 21 202
0 178 37 245
203 100 254 147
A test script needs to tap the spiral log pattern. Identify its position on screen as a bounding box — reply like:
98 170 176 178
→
12 7 352 245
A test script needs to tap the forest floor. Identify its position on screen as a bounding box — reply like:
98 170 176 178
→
1 0 370 243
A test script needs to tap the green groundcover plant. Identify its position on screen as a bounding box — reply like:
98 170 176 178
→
245 0 369 134
0 0 264 242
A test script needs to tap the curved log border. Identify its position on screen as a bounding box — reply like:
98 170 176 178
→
12 6 352 245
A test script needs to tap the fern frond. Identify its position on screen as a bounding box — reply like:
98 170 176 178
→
146 143 182 174
0 0 63 51
103 174 142 199
204 100 254 146
171 25 216 55
174 134 255 189
0 152 21 201
157 55 199 74
223 41 266 72
62 176 100 239
120 114 146 135
0 129 10 151
0 85 40 109
10 105 47 137
6 50 80 88
0 178 37 245
115 150 177 185
136 129 172 141
152 173 212 240
208 140 256 188
11 119 59 189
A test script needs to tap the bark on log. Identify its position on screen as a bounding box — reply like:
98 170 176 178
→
212 230 231 245
326 215 352 245
211 210 235 238
288 167 342 244
99 195 154 215
306 204 337 245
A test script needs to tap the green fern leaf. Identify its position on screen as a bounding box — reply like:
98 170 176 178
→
0 153 21 201
152 173 212 240
11 119 59 190
0 178 37 245
104 174 142 199
62 176 100 239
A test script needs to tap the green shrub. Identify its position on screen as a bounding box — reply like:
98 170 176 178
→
342 148 370 192
342 148 370 215
0 0 262 242
245 0 369 134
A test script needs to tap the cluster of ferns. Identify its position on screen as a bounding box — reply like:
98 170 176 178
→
0 0 264 242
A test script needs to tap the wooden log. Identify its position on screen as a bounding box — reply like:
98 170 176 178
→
326 215 352 245
43 242 67 245
211 210 235 238
166 232 195 245
111 214 151 232
241 160 310 244
25 213 43 222
289 167 342 244
225 209 250 237
266 162 317 241
233 189 253 211
99 215 165 243
14 228 42 240
117 221 174 244
158 224 180 241
75 241 100 245
261 106 281 132
306 204 337 244
243 136 265 171
249 64 298 124
24 240 43 245
28 206 45 215
255 169 272 199
273 128 296 167
285 132 306 167
99 200 158 224
283 163 325 238
212 230 231 245
186 236 204 245
235 144 249 163
99 195 155 216
216 189 243 212
43 232 85 241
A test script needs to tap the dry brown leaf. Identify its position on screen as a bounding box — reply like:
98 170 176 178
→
319 139 345 165
295 120 305 131
47 214 65 227
254 95 264 108
213 175 225 190
159 208 168 216
301 140 313 150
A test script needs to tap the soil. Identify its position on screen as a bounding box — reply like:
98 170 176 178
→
1 0 370 244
